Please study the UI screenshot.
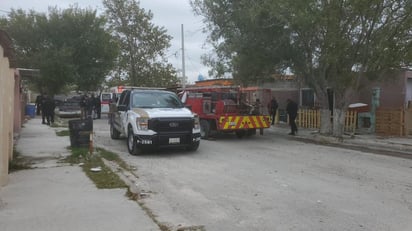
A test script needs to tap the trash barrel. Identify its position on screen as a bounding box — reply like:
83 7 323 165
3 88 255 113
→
25 103 36 118
68 118 93 147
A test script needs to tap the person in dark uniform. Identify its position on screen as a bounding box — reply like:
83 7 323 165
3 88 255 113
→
269 97 278 125
286 98 298 135
94 94 101 119
43 95 56 125
35 94 43 116
87 94 95 119
80 94 88 119
41 93 48 124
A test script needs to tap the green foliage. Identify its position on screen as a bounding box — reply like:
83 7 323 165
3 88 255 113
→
192 0 412 136
191 0 292 84
65 147 127 189
103 0 179 87
1 7 118 94
55 130 70 136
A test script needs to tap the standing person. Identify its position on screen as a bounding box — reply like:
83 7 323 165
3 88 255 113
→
269 97 278 125
94 94 101 119
286 98 298 135
43 95 56 125
35 94 43 116
80 94 88 119
88 94 95 119
48 96 56 124
41 93 48 124
251 98 261 115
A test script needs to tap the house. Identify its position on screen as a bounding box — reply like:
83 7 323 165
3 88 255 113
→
357 69 412 109
0 29 18 187
261 70 412 135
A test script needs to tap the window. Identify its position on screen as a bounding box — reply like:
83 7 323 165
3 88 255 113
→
301 89 315 108
131 91 184 108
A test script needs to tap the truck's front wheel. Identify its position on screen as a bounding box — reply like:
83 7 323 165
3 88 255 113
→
186 141 200 151
110 123 120 139
127 128 142 155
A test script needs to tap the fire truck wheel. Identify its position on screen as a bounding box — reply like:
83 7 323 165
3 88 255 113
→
200 120 210 139
235 130 246 139
110 123 120 139
127 128 142 155
246 129 256 136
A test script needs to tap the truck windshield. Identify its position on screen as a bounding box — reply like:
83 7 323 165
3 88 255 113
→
131 92 184 108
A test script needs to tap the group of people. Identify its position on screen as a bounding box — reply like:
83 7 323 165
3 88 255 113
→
35 93 102 123
80 93 101 120
35 94 56 125
268 96 298 136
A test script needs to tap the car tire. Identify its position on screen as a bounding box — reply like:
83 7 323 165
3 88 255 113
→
200 120 210 139
110 123 120 139
186 141 200 151
127 127 141 155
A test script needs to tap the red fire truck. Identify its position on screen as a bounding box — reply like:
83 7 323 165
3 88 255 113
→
180 85 271 139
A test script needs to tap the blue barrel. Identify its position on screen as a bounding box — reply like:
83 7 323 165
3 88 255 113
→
25 104 36 118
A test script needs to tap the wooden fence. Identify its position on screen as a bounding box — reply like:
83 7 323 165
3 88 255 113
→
294 109 357 134
284 108 411 136
375 108 407 136
296 109 320 129
407 108 412 135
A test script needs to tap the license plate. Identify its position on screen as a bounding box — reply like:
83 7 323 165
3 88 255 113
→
169 137 180 144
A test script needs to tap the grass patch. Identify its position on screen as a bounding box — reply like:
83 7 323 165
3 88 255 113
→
97 147 132 171
64 147 127 189
56 130 70 136
9 148 32 172
51 116 70 128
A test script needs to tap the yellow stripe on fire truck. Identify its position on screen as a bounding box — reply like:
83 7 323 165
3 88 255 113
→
219 116 271 130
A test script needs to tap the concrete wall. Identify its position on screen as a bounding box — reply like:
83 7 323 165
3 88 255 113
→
0 45 15 186
358 71 410 109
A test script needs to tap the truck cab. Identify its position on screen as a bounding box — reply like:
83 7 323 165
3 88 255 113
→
109 88 201 155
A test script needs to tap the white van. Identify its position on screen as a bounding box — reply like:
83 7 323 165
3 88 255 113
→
100 93 113 114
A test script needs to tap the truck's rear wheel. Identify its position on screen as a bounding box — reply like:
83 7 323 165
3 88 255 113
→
246 129 256 136
127 128 142 155
110 123 120 139
200 120 210 139
235 130 246 139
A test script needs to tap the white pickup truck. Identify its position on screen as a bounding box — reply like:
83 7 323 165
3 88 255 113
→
109 88 201 155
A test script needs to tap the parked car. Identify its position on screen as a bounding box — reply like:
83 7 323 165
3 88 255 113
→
55 96 81 118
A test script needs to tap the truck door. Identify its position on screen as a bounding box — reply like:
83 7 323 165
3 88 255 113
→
116 91 130 134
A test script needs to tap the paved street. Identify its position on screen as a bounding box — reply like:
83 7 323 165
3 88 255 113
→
93 118 412 231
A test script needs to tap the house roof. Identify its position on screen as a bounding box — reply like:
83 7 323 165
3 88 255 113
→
0 29 16 68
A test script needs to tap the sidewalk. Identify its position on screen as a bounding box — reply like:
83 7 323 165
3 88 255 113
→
0 117 160 231
267 123 412 157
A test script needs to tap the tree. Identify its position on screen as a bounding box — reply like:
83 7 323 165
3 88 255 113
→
103 0 179 87
191 0 292 85
192 0 412 137
0 7 118 94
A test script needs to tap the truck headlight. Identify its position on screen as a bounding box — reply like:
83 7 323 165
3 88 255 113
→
137 117 149 130
193 115 200 129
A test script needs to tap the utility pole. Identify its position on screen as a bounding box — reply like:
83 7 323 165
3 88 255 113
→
181 24 186 89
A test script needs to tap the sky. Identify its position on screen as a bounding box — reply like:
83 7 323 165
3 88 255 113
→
0 0 211 83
